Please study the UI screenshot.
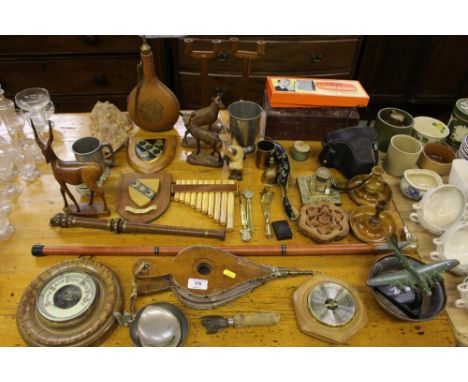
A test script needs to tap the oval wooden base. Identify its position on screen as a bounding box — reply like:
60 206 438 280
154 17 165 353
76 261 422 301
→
64 203 110 217
187 153 223 168
16 259 123 347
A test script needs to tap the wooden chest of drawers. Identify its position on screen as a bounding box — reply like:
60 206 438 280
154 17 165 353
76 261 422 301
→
169 36 363 109
0 36 166 112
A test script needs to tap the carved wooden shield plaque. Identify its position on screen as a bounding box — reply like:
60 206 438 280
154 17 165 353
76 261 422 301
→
116 172 172 223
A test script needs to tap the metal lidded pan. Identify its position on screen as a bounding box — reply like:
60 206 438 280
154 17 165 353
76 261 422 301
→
129 302 189 347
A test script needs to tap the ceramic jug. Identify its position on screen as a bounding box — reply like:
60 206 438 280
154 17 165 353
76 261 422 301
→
127 39 180 132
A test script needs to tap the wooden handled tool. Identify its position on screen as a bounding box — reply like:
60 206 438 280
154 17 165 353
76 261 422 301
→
201 312 280 334
49 213 226 241
31 241 414 257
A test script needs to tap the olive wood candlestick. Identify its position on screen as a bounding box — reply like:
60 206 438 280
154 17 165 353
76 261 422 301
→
229 38 266 99
184 38 222 105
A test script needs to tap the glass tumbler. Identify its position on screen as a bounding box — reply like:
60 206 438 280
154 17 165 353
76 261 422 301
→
0 209 15 240
0 198 12 216
0 149 24 197
12 147 39 182
22 138 45 163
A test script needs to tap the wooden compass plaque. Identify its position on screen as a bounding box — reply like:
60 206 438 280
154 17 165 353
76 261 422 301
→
293 276 367 344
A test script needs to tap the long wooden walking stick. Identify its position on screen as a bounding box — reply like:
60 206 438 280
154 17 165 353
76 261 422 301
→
32 241 414 257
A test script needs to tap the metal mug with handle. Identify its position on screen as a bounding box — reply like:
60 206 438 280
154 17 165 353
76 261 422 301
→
72 136 114 169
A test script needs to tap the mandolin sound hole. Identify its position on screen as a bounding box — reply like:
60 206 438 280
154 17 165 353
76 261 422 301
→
197 263 212 275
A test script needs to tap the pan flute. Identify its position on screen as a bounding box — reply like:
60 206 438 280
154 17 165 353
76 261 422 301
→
172 180 237 232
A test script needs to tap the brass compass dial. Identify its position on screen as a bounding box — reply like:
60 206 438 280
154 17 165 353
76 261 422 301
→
17 259 122 347
293 276 367 344
308 282 356 327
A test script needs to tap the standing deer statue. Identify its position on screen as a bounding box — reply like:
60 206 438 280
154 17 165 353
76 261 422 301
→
182 91 226 143
30 120 110 216
180 113 223 167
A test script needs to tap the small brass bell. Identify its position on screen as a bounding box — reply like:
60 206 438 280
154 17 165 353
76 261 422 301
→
262 156 277 185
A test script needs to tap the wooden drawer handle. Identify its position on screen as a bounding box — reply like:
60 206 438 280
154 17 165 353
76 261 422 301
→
215 87 227 96
94 73 108 86
311 53 324 63
84 35 98 45
216 53 230 62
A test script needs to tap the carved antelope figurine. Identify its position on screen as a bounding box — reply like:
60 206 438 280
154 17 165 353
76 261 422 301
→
180 113 222 161
30 121 109 215
182 92 225 142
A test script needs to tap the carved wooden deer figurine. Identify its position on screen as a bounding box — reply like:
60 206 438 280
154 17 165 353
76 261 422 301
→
180 113 223 166
31 121 110 216
182 92 225 143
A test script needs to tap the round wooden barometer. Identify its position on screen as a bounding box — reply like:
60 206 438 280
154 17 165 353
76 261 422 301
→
16 259 122 346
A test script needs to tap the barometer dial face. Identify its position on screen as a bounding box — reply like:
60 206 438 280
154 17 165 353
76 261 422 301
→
308 282 356 327
36 272 98 322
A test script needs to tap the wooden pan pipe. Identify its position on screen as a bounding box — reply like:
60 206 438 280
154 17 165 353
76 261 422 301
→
172 180 237 232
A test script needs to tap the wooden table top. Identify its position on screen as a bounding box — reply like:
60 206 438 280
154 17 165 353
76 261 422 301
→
0 112 463 347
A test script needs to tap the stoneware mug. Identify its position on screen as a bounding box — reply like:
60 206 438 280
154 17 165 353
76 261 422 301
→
375 107 414 152
72 136 114 169
383 134 423 177
455 277 468 310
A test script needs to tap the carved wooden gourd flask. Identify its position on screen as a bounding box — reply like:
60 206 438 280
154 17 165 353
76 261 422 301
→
127 39 180 132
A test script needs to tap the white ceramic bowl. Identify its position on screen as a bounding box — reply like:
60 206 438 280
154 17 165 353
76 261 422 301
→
431 222 468 276
400 169 442 200
412 116 450 144
409 184 467 235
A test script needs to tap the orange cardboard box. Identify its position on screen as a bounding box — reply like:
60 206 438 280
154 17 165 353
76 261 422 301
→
266 76 370 108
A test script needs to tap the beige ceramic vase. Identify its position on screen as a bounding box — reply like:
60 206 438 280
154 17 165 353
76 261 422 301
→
127 40 180 132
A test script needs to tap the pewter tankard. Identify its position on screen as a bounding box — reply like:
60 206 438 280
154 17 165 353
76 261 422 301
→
228 100 262 155
72 136 114 169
